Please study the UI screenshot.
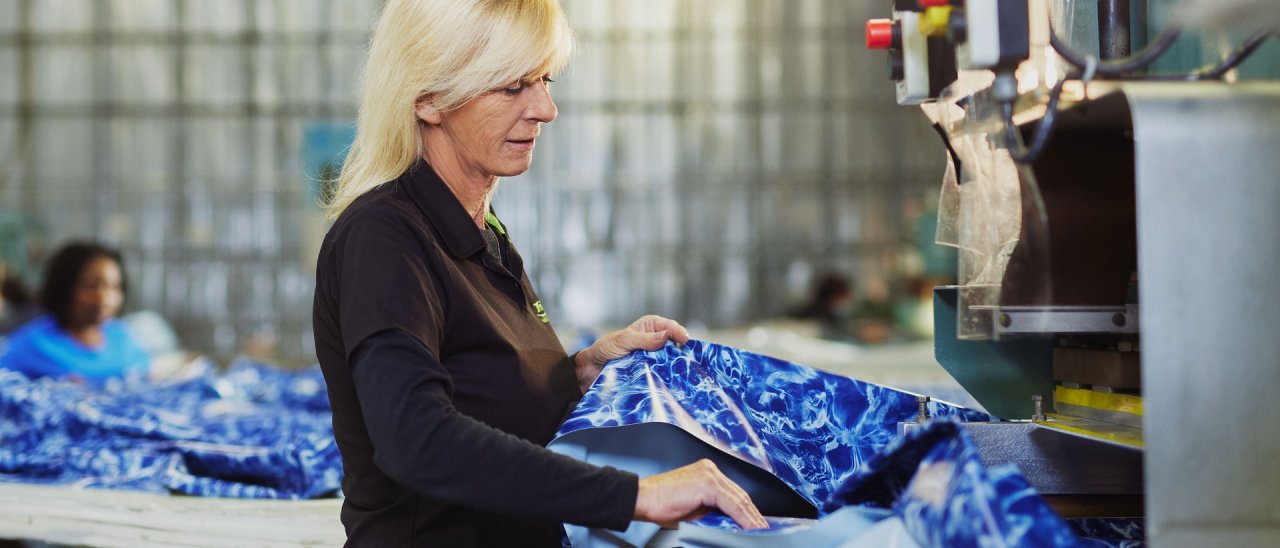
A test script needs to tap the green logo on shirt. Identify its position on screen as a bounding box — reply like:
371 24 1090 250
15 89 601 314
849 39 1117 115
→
533 300 549 324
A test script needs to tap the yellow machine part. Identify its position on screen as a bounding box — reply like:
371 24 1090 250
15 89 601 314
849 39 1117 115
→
1054 385 1144 416
1040 415 1145 449
1042 386 1145 448
918 6 952 37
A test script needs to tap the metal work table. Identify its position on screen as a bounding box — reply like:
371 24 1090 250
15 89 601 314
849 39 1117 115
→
0 483 343 547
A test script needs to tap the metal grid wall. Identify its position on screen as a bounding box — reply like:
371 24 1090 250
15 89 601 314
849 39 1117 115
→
0 0 374 362
0 0 946 363
504 0 947 331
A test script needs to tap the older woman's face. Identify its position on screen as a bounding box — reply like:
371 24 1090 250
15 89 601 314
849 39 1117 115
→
70 257 123 328
420 77 558 179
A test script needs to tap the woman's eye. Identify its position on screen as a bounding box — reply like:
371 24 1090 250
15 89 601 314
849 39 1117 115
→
503 76 553 95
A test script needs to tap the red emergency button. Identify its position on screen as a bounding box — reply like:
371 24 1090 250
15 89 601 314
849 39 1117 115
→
919 0 950 7
866 19 894 50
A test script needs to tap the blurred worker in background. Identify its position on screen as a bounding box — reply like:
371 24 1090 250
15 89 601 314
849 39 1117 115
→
0 242 149 386
791 273 856 331
792 273 895 344
313 0 766 545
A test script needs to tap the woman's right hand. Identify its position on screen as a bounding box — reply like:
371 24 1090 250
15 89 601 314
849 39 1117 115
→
634 459 768 530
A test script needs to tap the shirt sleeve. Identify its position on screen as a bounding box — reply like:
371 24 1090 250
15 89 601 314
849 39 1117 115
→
0 327 58 380
335 213 446 361
350 329 640 531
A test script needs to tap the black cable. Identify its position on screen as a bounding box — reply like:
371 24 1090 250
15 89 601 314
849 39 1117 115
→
1103 31 1277 81
1005 19 1274 164
1050 24 1183 76
1001 76 1071 165
1201 31 1277 79
931 122 965 184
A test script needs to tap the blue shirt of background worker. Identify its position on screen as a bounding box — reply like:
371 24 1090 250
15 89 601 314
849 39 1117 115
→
0 315 148 385
0 242 150 386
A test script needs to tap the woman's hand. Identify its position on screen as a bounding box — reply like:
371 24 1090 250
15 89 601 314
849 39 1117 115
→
573 315 690 393
634 459 768 530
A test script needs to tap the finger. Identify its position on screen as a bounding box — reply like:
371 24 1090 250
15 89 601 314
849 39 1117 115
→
690 461 765 530
591 329 666 365
711 473 768 530
634 315 692 344
627 329 669 351
663 320 691 344
729 493 767 530
713 487 767 530
632 314 665 327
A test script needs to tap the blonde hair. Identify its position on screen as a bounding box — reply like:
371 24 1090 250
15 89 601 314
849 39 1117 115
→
325 0 575 221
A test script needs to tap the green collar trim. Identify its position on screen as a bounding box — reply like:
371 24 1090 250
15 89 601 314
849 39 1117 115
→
484 210 506 236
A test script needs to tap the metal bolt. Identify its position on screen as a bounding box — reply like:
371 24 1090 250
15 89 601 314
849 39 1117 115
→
1112 313 1126 327
916 395 931 423
999 313 1012 328
991 72 1019 102
1031 395 1046 422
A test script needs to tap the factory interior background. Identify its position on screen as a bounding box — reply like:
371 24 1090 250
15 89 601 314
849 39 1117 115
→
0 0 968 366
1 0 1279 546
2 0 1276 366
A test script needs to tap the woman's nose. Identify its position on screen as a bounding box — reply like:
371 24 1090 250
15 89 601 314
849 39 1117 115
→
526 82 557 123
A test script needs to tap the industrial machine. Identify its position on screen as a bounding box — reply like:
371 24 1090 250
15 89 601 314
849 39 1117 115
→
866 1 1280 545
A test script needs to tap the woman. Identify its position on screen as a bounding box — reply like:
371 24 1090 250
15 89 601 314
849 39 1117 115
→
0 242 149 386
313 0 766 545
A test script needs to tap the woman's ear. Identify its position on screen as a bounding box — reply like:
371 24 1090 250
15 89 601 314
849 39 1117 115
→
415 95 442 125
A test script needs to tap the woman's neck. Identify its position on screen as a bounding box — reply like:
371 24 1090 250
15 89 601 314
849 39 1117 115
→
421 143 498 230
66 322 106 349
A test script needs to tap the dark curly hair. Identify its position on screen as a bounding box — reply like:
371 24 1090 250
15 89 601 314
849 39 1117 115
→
39 242 127 329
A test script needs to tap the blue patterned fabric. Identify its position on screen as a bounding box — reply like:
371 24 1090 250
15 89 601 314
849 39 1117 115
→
830 420 1085 547
552 340 1143 548
1068 518 1146 548
677 421 1107 548
550 340 991 546
0 359 341 499
676 506 901 547
555 340 989 508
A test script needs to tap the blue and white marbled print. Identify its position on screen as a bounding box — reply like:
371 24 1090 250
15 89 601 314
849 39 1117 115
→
0 359 341 499
555 339 989 508
677 505 902 547
1069 518 1145 547
551 341 1144 548
830 420 1083 547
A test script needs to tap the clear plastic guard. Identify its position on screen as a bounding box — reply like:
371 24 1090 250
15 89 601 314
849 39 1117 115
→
922 72 1054 340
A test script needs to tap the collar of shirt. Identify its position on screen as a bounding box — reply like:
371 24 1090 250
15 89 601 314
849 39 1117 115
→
400 159 524 276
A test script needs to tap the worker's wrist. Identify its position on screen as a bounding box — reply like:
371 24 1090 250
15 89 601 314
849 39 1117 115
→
572 346 599 371
571 349 599 394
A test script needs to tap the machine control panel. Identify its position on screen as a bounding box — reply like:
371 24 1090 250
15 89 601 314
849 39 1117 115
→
864 0 1029 105
864 3 959 105
956 0 1029 70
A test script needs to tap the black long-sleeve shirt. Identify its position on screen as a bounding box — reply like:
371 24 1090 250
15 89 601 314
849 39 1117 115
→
313 160 637 546
349 331 636 539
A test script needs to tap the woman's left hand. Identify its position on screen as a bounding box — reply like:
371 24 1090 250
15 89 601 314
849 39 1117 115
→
573 315 690 393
